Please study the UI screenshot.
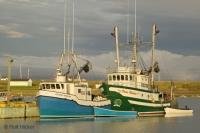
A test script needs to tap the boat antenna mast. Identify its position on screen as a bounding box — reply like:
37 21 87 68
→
132 0 138 73
151 24 159 86
111 26 120 71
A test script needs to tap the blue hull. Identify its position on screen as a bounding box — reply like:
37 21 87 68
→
94 107 137 117
37 96 110 118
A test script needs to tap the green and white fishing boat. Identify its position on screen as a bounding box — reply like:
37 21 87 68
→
100 24 171 117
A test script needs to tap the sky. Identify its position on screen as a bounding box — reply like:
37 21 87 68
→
0 0 200 80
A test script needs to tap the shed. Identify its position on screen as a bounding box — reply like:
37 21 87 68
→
10 79 32 87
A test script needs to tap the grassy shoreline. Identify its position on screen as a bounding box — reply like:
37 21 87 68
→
0 80 200 97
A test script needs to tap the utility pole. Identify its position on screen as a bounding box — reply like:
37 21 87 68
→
6 56 14 101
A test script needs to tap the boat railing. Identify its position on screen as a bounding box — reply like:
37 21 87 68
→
106 66 135 73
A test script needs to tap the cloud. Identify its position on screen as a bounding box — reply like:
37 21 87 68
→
0 24 31 38
86 50 200 80
139 50 200 80
0 50 200 80
0 0 49 8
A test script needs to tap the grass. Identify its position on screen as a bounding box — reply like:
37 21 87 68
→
1 80 200 97
154 81 200 97
0 80 40 96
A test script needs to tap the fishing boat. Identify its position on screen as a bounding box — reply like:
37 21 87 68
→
164 107 193 117
36 0 110 118
94 107 137 117
99 24 171 117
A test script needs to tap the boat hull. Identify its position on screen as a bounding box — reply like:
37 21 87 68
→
164 107 193 117
94 107 137 117
101 83 170 117
37 96 110 118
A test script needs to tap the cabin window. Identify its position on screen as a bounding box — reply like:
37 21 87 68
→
42 84 45 89
109 75 112 81
130 75 133 80
51 84 55 89
56 84 60 89
78 89 81 93
121 75 124 80
87 91 91 95
117 75 120 81
113 75 116 81
125 75 128 80
61 84 64 89
46 84 50 89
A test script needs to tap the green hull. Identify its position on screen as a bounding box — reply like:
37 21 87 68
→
101 83 170 116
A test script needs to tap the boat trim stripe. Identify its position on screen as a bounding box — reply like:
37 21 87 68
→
128 100 170 107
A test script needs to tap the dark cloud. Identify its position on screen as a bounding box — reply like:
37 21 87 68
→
1 0 200 80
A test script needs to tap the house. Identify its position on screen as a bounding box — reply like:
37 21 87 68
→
10 79 32 87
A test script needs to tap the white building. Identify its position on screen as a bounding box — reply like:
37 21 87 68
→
10 79 32 87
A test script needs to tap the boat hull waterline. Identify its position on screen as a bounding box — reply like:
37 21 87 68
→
38 96 111 118
94 107 137 118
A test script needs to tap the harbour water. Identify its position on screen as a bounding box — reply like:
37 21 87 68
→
0 97 200 133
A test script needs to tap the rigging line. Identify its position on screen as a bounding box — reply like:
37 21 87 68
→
134 0 137 35
67 0 71 65
63 0 67 54
126 0 130 44
71 0 75 54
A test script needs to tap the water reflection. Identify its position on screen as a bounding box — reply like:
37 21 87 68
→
0 98 200 133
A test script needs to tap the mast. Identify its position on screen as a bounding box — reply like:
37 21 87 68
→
19 64 22 79
66 0 70 65
27 67 30 79
151 24 159 86
114 26 120 70
71 0 75 53
132 0 137 72
126 0 130 44
63 0 67 54
7 56 13 101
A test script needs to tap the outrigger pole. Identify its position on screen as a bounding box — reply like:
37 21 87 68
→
151 24 159 86
113 26 120 71
132 0 137 72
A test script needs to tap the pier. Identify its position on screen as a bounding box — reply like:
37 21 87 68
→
0 102 39 119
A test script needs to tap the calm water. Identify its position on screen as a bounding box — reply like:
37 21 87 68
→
1 98 200 133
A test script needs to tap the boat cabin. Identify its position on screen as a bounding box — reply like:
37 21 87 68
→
39 81 92 101
107 72 149 90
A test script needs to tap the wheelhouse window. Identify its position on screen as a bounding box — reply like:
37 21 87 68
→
117 75 120 81
39 84 44 90
56 84 60 89
121 75 124 80
51 84 55 89
46 84 50 89
130 75 133 80
113 75 116 81
125 75 128 80
61 84 64 89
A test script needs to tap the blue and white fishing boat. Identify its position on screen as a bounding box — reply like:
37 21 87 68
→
37 79 111 118
94 107 137 117
37 0 110 118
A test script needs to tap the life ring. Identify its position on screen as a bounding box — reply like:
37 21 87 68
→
113 99 122 107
